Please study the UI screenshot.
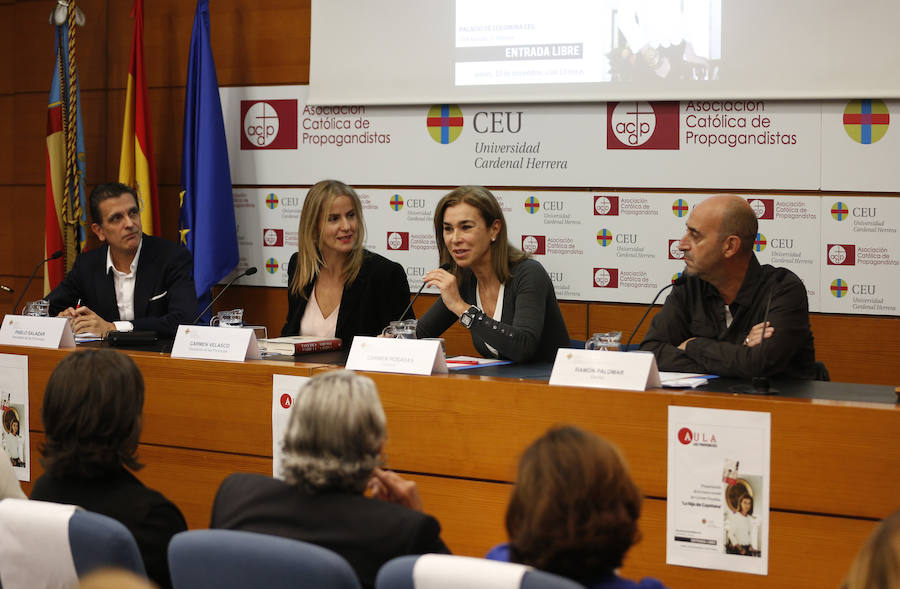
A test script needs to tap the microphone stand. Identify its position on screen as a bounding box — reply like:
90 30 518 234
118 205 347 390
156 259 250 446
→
730 287 778 395
623 275 686 351
192 267 258 325
11 250 62 314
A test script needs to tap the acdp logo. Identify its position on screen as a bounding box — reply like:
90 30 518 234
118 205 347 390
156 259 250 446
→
593 195 619 216
827 244 856 266
747 198 774 220
521 235 546 255
426 104 464 144
607 101 680 149
387 232 409 251
592 268 619 288
240 100 298 149
263 228 283 247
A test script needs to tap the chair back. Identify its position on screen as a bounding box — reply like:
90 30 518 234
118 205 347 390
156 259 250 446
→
0 498 145 589
376 554 585 589
168 529 362 589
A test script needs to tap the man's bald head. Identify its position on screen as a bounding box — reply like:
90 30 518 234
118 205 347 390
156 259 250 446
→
698 194 758 257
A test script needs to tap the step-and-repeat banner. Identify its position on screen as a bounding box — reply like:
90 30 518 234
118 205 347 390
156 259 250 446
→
221 88 899 316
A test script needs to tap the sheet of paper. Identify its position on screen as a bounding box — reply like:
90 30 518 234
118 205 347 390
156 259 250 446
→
271 375 309 479
659 371 717 388
446 356 513 370
667 406 771 575
0 354 29 481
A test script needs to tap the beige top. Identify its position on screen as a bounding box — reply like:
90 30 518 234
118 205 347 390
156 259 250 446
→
299 286 339 338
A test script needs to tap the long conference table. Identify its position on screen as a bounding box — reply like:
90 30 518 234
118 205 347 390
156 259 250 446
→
5 343 898 589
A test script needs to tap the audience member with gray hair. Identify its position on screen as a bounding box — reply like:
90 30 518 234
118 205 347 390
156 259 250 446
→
210 370 449 589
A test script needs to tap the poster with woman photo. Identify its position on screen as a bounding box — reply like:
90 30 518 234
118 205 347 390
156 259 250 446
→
0 354 29 481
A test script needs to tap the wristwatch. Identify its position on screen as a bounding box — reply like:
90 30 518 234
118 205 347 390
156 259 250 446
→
459 306 480 329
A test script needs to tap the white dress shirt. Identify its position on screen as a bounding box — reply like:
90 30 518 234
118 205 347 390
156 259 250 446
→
106 239 143 332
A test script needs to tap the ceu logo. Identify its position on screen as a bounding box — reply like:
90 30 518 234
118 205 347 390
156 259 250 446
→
668 239 684 260
387 232 409 251
753 233 767 252
831 201 849 221
677 428 693 445
830 278 849 298
240 100 298 149
265 193 279 210
843 99 889 144
592 268 619 288
827 244 856 266
596 229 613 247
607 101 680 150
672 199 689 218
265 258 279 274
263 228 283 247
389 194 404 212
521 235 546 255
426 104 464 144
672 272 684 283
747 198 774 220
524 196 540 214
593 195 619 216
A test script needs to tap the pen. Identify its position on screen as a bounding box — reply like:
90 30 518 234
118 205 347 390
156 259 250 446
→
449 360 480 365
76 299 81 309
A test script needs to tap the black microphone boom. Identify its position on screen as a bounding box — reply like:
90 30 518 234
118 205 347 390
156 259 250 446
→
730 285 778 395
623 274 686 351
11 250 63 314
192 266 258 325
398 263 452 321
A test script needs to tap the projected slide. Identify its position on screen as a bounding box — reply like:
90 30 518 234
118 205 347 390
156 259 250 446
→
455 0 721 87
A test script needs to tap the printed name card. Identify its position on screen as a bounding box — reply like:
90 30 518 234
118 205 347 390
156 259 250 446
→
345 336 448 375
0 315 75 349
171 325 261 362
549 349 661 391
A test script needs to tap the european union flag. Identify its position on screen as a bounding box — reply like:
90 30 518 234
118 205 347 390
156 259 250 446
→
179 0 238 321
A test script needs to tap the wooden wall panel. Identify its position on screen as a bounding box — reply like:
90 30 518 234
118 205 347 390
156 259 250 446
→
0 95 13 183
0 4 13 95
0 186 45 278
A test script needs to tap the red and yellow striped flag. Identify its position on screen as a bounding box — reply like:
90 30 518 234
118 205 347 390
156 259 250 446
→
118 0 160 234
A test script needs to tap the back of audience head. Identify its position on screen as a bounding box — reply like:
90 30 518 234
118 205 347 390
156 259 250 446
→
41 349 144 478
843 510 900 589
281 370 385 494
505 425 641 585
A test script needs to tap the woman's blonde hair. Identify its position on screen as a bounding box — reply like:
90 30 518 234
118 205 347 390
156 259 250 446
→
843 510 900 589
433 186 526 284
290 180 366 297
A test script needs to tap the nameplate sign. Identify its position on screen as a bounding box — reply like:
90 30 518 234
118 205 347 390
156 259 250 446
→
550 349 661 391
345 336 448 375
0 315 75 349
171 325 261 362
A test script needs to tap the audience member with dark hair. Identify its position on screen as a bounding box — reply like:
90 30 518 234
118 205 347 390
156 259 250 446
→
843 510 900 589
487 426 667 589
210 370 449 589
30 350 187 589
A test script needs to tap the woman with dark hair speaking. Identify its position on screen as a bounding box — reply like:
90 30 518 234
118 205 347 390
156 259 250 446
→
281 179 412 340
210 370 449 589
487 426 667 589
416 186 570 363
30 350 187 589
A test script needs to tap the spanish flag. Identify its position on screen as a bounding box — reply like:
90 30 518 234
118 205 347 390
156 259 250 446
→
118 0 160 235
45 5 88 291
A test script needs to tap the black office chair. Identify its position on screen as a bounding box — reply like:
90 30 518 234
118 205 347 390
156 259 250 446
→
814 361 830 382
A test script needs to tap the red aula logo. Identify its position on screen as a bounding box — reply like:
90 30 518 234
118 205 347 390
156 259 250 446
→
241 99 298 149
607 102 679 150
678 427 717 445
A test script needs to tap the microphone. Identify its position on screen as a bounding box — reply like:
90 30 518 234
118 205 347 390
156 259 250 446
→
730 285 778 396
192 266 258 324
624 273 687 351
398 263 452 321
11 250 63 314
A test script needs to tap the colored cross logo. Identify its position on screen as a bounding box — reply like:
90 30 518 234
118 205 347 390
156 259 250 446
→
524 196 540 214
596 229 613 247
672 199 689 217
265 258 279 274
753 233 767 252
830 278 848 298
265 193 279 209
843 99 890 144
831 201 848 221
389 194 404 211
426 104 464 144
671 272 683 283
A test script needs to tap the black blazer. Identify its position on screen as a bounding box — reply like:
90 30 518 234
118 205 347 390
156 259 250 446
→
210 474 450 589
280 249 412 340
30 467 187 589
47 234 198 337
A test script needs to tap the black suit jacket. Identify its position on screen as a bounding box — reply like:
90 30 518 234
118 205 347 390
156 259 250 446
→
47 234 198 337
280 249 412 340
210 474 450 589
30 467 187 589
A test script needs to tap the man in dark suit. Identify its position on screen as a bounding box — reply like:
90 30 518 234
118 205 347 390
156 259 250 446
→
47 182 197 337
